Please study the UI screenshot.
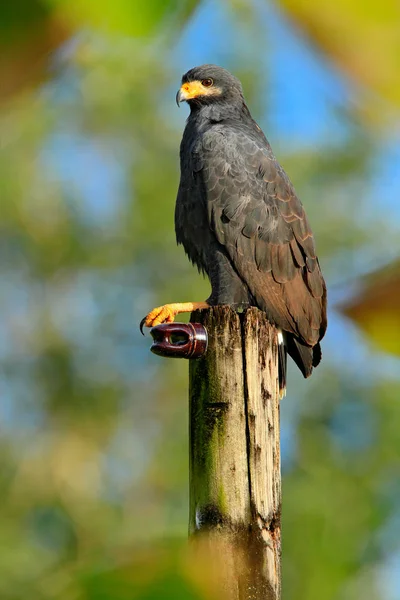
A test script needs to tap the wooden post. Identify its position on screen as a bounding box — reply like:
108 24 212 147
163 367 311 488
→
189 306 281 600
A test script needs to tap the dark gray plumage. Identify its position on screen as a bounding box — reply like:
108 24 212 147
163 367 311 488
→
175 65 327 379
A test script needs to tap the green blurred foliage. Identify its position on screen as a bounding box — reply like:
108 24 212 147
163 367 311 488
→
48 0 201 37
0 0 200 40
0 1 400 599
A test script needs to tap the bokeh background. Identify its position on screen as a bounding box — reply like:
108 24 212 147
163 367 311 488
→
1 1 400 599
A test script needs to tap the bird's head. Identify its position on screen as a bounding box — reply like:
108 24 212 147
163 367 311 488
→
176 65 244 108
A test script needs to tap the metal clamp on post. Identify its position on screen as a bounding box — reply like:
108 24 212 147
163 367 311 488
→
149 322 208 359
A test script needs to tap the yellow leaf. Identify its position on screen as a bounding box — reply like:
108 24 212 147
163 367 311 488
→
340 261 400 356
279 0 400 119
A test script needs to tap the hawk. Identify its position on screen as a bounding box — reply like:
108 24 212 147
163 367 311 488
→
141 65 327 387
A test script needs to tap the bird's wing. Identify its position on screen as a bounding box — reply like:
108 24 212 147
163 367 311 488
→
194 126 327 346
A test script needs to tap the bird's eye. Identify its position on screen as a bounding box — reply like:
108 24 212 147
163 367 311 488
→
202 78 213 88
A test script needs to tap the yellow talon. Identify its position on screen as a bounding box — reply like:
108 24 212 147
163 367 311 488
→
145 304 177 327
139 302 209 334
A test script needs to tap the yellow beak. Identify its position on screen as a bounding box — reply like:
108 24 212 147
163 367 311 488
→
176 81 206 105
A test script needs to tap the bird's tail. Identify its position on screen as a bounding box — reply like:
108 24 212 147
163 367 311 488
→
286 333 322 379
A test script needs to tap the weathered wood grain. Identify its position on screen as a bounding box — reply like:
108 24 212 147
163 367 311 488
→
189 306 281 600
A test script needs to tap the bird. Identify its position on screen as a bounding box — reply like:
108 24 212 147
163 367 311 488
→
140 64 327 389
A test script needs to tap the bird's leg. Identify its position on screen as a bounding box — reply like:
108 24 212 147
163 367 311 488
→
140 302 209 334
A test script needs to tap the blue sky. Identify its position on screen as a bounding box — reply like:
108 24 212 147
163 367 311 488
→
173 0 353 144
173 0 400 227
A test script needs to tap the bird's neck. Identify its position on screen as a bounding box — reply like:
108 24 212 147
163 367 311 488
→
189 100 252 125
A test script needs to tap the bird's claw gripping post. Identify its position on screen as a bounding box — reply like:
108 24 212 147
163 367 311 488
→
147 322 208 359
139 317 147 336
